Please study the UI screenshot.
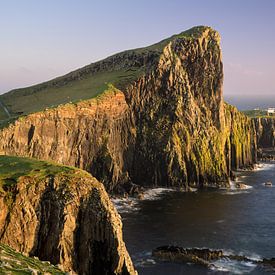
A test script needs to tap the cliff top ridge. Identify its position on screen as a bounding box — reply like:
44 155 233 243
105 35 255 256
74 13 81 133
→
0 26 219 127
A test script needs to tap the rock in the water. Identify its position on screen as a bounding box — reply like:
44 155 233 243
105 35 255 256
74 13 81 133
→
153 245 275 271
152 246 223 268
262 258 275 268
264 181 273 187
235 182 248 189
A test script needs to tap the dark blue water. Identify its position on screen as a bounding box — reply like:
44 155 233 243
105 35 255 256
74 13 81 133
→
118 163 275 274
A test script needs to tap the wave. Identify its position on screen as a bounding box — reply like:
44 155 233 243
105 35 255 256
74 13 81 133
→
142 187 175 200
211 258 257 274
132 251 156 268
254 163 275 171
112 188 175 213
221 181 253 195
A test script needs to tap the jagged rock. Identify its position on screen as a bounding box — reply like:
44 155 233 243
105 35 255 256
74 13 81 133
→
235 182 248 189
0 156 136 275
152 246 221 269
262 258 275 268
264 181 272 187
253 117 275 148
153 245 275 271
0 26 257 192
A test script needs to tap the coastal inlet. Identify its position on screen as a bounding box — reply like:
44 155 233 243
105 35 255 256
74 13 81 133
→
114 162 275 274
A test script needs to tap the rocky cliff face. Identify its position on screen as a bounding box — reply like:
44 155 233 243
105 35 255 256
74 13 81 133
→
253 117 275 148
0 26 257 191
0 156 136 274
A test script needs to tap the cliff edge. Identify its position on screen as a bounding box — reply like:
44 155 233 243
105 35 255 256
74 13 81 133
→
0 155 136 274
0 26 257 192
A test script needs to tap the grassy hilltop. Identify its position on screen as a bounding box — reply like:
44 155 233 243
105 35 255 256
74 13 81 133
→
0 26 211 126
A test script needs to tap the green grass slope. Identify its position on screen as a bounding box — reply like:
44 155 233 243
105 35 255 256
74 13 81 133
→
0 155 87 195
0 243 65 274
0 26 212 124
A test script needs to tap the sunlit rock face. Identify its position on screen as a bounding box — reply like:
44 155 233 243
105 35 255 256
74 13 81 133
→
0 157 136 274
0 26 257 192
253 117 275 148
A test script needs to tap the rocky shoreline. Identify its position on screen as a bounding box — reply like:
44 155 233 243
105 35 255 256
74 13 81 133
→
152 246 275 272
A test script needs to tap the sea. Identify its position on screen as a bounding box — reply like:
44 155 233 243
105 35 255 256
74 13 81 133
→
224 95 275 111
113 162 275 274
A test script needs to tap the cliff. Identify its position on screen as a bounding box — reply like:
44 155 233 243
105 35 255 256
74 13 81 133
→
0 155 136 274
0 26 257 191
253 117 275 148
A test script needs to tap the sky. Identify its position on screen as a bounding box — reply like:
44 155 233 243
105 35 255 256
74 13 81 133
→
0 0 275 98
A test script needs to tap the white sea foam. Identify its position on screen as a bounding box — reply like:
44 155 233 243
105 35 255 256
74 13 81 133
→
111 197 139 213
142 187 175 200
212 259 257 274
224 180 253 194
254 163 275 171
112 188 175 213
132 251 156 267
210 249 261 274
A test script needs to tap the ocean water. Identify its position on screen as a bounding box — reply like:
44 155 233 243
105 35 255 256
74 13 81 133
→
224 95 275 111
114 162 275 274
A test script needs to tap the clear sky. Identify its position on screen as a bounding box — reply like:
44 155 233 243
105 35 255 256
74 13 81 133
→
1 0 274 97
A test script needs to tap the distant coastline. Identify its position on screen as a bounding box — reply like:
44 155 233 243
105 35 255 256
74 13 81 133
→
224 95 275 110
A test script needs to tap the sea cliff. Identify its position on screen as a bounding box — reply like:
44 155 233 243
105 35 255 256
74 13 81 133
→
253 117 275 148
0 156 136 274
0 26 257 192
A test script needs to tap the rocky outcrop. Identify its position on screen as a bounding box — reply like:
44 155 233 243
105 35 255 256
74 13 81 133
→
0 156 136 274
225 104 257 170
0 26 257 192
0 87 135 193
253 117 275 148
153 246 275 271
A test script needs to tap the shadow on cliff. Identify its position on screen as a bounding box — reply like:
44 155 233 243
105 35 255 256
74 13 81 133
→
73 190 130 275
30 175 66 265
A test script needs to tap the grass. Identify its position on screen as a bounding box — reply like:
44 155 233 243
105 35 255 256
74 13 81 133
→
0 243 65 274
0 106 9 120
0 26 214 127
0 68 142 120
0 155 87 194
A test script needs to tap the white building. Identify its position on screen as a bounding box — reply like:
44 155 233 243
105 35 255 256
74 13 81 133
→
267 108 275 116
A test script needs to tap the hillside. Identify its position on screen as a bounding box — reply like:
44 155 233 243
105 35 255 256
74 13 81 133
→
0 26 209 126
0 243 65 274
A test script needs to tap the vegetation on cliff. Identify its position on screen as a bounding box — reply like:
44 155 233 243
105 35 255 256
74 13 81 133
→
253 117 275 148
0 155 136 274
0 26 213 124
0 26 257 192
0 243 65 274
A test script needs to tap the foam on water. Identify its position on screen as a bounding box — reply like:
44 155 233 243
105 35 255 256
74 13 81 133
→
111 197 139 213
112 188 175 213
210 249 263 274
254 163 275 171
212 258 257 274
142 187 175 200
132 251 156 268
221 180 253 195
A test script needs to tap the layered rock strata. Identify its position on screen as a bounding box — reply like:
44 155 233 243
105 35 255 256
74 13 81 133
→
0 156 136 274
253 117 275 148
0 26 257 191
